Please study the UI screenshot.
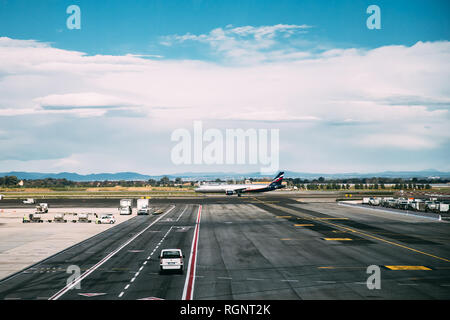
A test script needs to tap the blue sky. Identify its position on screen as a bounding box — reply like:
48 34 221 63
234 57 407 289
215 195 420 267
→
0 1 449 174
1 0 449 56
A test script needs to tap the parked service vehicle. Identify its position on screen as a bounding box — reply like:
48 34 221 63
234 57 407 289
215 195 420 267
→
78 213 91 223
396 199 409 210
119 199 133 215
365 196 449 215
386 199 397 208
97 214 116 224
23 198 35 204
0 194 3 200
137 198 150 215
425 201 438 212
439 203 449 213
408 200 422 211
23 213 43 223
159 249 185 274
53 213 67 223
35 203 49 213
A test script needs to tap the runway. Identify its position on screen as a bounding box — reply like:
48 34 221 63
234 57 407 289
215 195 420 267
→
0 194 449 300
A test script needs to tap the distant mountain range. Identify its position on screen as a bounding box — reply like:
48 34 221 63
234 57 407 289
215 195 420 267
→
1 170 449 181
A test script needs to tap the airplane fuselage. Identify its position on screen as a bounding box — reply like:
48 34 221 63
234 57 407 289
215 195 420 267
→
194 172 285 196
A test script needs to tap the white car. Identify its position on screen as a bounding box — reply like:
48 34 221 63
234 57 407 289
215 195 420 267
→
159 249 185 274
97 214 116 224
23 198 35 204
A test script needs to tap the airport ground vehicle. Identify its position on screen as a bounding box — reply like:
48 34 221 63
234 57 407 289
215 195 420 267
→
439 203 450 212
97 214 116 224
159 249 184 274
35 203 49 213
23 198 35 204
0 194 3 200
119 199 132 215
365 196 449 214
137 198 150 215
153 208 164 215
53 213 67 223
77 213 91 223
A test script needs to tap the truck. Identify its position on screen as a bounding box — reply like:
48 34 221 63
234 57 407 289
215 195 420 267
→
119 199 133 215
137 198 150 215
425 201 438 212
35 203 49 213
439 203 449 213
413 200 426 212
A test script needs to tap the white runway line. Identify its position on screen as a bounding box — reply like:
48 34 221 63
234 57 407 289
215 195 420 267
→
119 221 178 298
182 205 202 300
48 205 176 300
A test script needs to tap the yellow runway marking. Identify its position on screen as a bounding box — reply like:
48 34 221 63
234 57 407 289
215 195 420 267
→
324 238 353 241
323 220 450 263
252 197 450 263
294 224 314 227
276 216 292 218
385 266 431 271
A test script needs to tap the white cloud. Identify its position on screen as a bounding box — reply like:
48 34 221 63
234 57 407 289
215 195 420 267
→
34 92 135 108
161 24 312 63
357 134 439 150
0 34 449 172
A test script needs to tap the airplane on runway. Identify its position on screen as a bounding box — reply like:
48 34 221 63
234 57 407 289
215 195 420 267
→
194 172 285 197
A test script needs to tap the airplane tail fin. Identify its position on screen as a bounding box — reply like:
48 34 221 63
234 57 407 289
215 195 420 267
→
269 172 284 188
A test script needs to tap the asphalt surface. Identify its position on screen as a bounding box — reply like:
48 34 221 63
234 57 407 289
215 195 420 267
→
0 194 449 300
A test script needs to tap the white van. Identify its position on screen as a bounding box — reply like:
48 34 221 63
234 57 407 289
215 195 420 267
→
97 214 116 224
159 249 185 274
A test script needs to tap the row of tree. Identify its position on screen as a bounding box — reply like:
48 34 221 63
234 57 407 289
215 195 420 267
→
0 175 442 189
0 176 19 186
0 175 192 188
295 183 431 190
285 177 448 185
